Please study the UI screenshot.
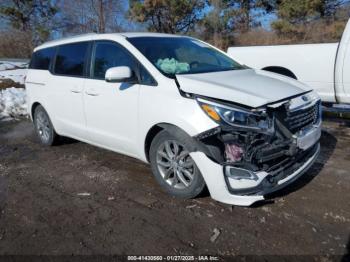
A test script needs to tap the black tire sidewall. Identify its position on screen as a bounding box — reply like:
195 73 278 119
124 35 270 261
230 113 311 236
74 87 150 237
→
149 130 206 199
34 105 56 146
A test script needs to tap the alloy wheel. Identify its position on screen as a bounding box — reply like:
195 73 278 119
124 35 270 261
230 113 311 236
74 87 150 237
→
35 111 51 143
156 140 195 189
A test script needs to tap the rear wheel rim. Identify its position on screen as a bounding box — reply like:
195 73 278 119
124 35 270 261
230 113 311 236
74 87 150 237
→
156 140 195 190
36 111 51 143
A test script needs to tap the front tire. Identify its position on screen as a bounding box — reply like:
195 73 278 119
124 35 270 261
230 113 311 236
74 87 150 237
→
33 105 59 146
149 130 206 199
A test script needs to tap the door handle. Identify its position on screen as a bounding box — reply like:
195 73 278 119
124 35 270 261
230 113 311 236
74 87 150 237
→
70 86 81 93
85 89 100 96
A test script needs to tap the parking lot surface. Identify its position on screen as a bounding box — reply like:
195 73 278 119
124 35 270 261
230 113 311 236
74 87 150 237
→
0 119 349 257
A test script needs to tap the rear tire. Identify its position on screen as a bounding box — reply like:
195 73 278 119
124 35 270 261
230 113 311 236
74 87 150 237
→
149 130 206 199
33 105 59 146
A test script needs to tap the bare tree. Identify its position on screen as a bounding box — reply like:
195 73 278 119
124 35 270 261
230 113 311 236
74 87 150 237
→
60 0 126 35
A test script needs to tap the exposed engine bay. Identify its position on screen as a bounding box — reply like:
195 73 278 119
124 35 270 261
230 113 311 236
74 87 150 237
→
194 93 321 195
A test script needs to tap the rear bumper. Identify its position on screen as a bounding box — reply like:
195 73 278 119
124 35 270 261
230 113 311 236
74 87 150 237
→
190 143 320 207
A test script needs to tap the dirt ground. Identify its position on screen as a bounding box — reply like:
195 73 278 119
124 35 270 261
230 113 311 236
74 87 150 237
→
0 118 349 258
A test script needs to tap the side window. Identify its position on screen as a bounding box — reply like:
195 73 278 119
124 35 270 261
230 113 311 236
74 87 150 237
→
139 65 157 86
54 42 89 77
29 47 56 70
93 42 135 79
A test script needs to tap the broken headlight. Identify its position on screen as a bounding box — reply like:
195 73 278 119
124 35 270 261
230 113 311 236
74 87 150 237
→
197 98 272 131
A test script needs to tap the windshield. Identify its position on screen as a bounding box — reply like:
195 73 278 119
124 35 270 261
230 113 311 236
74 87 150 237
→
127 37 245 77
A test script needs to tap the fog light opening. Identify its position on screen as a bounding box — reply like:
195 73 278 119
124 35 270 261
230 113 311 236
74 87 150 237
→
224 166 259 181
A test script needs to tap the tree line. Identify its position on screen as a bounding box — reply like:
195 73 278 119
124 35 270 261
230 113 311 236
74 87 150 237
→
0 0 349 58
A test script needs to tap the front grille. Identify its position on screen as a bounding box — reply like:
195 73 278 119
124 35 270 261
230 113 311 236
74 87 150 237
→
266 142 318 175
282 101 320 133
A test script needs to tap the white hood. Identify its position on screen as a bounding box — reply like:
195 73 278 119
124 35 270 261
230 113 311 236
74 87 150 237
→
176 69 311 108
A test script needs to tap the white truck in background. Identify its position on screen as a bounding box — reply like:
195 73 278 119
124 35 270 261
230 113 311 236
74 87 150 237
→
227 19 350 105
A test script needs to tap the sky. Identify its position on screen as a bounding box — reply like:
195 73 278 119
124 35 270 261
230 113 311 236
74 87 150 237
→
259 13 277 30
0 0 278 37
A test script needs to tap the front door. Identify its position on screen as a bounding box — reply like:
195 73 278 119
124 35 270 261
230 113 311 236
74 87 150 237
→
83 41 140 157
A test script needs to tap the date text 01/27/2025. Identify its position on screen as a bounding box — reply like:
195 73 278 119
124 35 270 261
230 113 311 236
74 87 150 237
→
127 255 220 261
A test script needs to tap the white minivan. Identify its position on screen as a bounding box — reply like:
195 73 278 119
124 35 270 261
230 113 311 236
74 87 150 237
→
26 33 322 206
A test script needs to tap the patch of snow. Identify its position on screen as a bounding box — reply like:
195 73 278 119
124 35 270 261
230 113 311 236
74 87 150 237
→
0 68 27 84
0 61 28 71
0 61 28 84
0 87 27 120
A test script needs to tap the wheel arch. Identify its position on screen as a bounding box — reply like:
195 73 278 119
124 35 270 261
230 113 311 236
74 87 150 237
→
31 102 42 119
262 66 297 80
144 124 165 162
144 123 190 163
144 123 207 163
30 102 59 135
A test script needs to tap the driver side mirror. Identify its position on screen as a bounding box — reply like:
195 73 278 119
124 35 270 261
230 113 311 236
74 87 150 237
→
105 66 137 83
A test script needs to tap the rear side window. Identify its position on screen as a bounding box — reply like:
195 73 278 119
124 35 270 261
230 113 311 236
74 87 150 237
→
93 42 135 79
54 42 89 77
29 47 56 70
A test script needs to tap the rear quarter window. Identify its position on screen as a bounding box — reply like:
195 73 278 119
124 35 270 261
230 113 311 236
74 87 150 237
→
54 42 89 77
29 47 56 70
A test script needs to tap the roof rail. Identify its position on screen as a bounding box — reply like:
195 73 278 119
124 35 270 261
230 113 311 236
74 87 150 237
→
39 32 97 46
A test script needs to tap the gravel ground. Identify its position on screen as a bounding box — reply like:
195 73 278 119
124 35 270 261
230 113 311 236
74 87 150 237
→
0 119 349 259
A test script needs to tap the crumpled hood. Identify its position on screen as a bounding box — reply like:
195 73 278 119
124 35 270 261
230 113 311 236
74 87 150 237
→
176 69 311 108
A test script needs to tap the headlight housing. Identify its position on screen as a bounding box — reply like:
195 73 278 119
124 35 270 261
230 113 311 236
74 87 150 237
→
197 98 272 131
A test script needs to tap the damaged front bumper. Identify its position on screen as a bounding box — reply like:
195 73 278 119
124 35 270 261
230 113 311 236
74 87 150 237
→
191 142 320 206
190 95 322 206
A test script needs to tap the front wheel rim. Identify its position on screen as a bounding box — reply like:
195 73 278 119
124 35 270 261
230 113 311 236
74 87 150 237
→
156 140 195 190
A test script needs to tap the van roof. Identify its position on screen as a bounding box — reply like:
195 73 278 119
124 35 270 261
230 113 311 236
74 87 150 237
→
34 32 182 51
